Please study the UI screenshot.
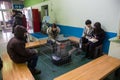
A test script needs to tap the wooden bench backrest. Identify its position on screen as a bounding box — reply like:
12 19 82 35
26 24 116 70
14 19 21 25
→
1 53 35 80
54 55 120 80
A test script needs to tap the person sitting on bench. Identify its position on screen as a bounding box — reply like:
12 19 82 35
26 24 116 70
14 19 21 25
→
7 25 41 75
76 20 93 55
86 22 105 59
47 23 60 40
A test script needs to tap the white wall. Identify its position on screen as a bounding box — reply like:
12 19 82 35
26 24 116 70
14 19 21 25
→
52 0 120 32
29 0 120 33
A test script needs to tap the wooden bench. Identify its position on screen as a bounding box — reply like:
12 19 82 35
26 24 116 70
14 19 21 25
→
25 39 47 48
1 53 35 80
26 36 78 49
54 55 120 80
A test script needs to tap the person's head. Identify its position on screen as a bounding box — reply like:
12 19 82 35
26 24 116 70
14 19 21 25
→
12 9 18 16
94 22 102 34
14 25 27 40
85 20 92 28
12 10 22 16
52 23 57 31
94 22 101 29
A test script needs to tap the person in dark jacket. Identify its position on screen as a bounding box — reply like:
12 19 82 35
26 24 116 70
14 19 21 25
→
86 22 105 58
12 10 22 33
12 10 27 42
7 25 41 75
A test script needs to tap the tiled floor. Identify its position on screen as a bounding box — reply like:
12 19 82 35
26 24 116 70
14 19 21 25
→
0 30 13 56
0 29 13 80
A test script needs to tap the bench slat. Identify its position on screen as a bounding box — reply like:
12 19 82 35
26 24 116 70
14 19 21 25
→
54 55 120 80
2 53 35 80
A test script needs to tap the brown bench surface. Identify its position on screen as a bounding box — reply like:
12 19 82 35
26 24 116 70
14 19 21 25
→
25 39 47 48
26 36 79 49
54 55 120 80
1 53 35 80
68 36 79 43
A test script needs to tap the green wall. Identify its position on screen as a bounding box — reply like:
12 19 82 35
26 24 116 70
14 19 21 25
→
24 0 48 7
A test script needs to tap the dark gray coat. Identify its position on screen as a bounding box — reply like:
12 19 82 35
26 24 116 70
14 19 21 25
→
7 26 36 63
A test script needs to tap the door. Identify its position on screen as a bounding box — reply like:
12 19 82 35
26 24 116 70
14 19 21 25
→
32 9 41 32
41 5 49 20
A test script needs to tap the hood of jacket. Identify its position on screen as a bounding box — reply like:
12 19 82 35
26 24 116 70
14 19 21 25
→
14 25 27 40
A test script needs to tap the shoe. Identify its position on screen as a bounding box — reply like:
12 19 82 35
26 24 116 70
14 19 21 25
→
31 69 41 75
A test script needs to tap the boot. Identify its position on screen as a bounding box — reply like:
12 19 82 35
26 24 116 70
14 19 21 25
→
30 68 41 75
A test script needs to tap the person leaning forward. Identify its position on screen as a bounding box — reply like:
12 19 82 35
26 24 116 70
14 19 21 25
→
7 25 41 75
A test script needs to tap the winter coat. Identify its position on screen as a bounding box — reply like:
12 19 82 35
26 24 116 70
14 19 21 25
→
12 13 27 33
7 26 36 63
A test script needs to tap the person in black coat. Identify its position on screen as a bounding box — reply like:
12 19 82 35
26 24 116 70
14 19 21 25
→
7 25 41 75
12 10 27 42
86 22 105 59
12 10 23 33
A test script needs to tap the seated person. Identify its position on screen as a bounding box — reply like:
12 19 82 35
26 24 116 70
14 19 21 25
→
86 22 105 59
47 23 60 40
7 25 41 75
76 20 93 55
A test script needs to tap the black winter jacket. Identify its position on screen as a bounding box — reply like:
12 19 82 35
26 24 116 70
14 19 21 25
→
7 26 36 63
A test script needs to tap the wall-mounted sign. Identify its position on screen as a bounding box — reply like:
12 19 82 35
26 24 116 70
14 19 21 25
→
13 4 24 9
